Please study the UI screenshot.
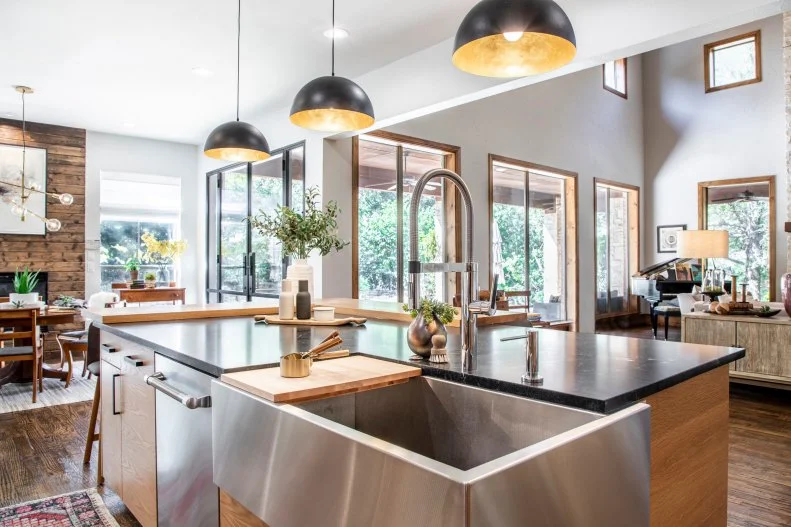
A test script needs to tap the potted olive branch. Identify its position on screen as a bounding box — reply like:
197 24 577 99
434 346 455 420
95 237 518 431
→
247 186 348 297
402 299 457 358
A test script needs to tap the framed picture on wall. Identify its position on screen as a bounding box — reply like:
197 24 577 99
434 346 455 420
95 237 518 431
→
657 224 686 254
0 143 48 235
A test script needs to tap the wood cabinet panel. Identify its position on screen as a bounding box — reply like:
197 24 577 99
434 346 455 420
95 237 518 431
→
120 347 157 527
735 322 791 377
683 318 737 370
100 359 122 496
220 490 269 527
646 366 729 527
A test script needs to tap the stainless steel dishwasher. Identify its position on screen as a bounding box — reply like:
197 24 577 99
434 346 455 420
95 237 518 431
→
146 354 217 527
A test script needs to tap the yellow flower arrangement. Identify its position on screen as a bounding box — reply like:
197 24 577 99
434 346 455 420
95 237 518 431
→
141 233 187 282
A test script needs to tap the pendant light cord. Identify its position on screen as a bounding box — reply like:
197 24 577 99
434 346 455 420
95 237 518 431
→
236 0 241 121
331 0 335 76
21 90 26 198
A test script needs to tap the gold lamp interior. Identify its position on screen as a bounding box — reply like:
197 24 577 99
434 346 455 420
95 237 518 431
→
289 108 375 133
453 32 576 77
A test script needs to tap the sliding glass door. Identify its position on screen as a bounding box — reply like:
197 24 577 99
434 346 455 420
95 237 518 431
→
206 143 305 303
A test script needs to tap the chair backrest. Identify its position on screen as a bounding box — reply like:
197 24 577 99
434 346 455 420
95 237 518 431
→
505 290 531 310
0 308 38 342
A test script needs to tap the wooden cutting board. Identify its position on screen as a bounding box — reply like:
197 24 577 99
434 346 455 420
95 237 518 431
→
220 356 421 403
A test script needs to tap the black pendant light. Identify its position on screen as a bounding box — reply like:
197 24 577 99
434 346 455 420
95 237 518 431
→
452 0 576 78
290 0 374 132
204 0 270 161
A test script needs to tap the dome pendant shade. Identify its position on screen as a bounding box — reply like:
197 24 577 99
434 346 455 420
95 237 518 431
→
203 120 271 162
453 0 576 78
290 75 375 132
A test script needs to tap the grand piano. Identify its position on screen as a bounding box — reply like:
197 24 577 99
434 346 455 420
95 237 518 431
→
631 257 732 307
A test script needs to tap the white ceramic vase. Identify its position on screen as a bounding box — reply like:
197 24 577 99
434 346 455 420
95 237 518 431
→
9 292 39 305
286 258 314 298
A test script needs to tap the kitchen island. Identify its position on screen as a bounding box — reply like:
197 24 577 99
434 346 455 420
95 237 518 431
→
95 316 743 526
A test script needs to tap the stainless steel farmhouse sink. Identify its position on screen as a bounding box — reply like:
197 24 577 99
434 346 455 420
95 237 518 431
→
213 377 650 527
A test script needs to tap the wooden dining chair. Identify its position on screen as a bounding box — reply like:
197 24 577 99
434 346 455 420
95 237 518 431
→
0 309 43 402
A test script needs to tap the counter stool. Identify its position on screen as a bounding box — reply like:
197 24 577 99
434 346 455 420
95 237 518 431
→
652 305 681 340
83 360 102 484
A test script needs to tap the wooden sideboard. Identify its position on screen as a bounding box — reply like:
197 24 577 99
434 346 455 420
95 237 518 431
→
118 287 186 305
682 310 791 387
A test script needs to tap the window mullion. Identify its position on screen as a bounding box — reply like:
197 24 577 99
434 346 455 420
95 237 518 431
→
396 145 405 303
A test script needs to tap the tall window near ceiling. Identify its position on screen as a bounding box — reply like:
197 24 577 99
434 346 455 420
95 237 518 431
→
699 176 775 301
353 132 460 303
704 30 761 93
595 179 639 317
99 172 181 290
490 156 578 323
603 58 627 98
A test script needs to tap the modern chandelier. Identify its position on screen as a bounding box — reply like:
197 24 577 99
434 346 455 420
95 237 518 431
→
0 86 73 232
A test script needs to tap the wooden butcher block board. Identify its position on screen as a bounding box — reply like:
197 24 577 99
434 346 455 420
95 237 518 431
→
220 355 421 403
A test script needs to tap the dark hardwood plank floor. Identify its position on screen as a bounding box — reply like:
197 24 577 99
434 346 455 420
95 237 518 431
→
0 401 140 526
0 354 788 526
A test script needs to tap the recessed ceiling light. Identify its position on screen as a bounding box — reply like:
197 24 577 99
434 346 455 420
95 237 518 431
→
192 66 214 77
3 113 14 117
323 27 348 39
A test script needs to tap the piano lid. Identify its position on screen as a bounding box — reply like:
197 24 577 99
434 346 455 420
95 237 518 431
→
635 258 694 277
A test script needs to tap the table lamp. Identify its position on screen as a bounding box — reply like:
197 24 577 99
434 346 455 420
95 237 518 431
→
676 230 729 293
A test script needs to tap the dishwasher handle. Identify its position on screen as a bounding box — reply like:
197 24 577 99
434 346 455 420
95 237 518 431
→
145 372 212 409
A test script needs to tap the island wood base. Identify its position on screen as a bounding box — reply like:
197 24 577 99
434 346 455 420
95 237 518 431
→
219 366 730 527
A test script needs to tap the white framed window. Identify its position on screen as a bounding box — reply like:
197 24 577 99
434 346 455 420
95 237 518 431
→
99 172 181 290
603 58 627 98
705 30 761 93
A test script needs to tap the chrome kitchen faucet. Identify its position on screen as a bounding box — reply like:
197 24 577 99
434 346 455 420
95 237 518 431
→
408 168 498 372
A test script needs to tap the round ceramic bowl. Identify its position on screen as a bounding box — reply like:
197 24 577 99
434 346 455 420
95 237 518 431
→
313 306 336 321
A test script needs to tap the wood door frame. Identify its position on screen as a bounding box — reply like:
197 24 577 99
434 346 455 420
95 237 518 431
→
593 178 641 320
352 131 462 300
697 175 776 301
488 154 579 330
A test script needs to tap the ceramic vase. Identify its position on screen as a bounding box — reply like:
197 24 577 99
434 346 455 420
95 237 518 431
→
9 292 39 305
407 314 447 359
287 258 314 298
783 273 791 316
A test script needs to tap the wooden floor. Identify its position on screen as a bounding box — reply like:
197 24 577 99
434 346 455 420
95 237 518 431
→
0 349 788 526
0 401 140 526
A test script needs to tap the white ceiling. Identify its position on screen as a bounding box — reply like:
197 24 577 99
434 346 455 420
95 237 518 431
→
0 0 479 145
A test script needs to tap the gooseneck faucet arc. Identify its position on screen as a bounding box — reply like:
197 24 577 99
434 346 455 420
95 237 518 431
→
408 168 498 371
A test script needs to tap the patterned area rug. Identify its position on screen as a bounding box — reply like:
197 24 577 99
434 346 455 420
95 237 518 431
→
0 489 119 526
0 362 96 415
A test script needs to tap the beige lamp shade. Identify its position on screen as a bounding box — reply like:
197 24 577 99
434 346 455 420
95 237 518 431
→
676 230 729 258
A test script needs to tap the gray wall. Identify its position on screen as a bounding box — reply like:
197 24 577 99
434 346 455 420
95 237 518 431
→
643 16 786 296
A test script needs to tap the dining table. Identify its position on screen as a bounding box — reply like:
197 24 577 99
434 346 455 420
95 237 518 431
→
0 307 83 387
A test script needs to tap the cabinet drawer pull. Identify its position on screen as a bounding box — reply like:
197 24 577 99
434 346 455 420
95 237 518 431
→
145 372 212 409
112 373 121 415
123 356 144 367
102 343 119 353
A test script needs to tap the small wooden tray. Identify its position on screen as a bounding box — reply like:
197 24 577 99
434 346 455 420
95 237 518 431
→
255 315 367 326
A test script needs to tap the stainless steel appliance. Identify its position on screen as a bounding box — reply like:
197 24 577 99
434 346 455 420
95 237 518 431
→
147 354 217 527
214 376 651 527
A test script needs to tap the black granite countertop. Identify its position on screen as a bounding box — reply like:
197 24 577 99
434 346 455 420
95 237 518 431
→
95 318 744 414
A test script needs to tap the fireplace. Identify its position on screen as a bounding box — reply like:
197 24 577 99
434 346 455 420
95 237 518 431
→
0 272 48 302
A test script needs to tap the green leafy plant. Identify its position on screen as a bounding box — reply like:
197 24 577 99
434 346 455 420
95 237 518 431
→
248 186 349 259
124 257 141 272
403 299 457 325
53 294 75 307
144 272 157 281
13 266 40 294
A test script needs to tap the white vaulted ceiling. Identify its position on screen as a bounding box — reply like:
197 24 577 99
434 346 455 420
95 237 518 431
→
0 0 783 145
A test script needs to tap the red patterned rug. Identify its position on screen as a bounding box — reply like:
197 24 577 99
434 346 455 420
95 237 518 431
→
0 489 119 527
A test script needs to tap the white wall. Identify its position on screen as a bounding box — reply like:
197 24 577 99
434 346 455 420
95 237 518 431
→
85 132 199 301
643 16 786 295
379 60 645 333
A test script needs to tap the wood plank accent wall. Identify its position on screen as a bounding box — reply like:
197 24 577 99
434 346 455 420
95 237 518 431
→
0 119 86 355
